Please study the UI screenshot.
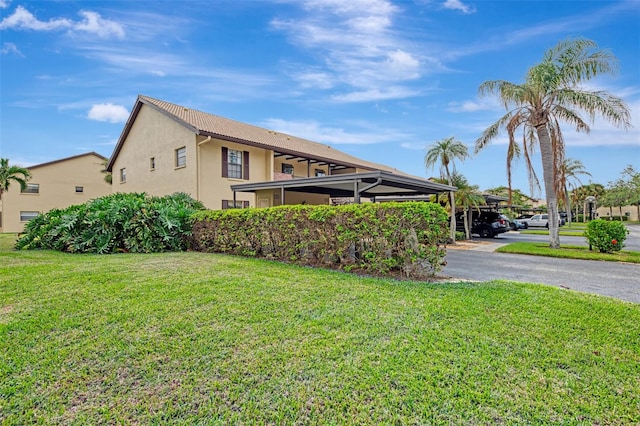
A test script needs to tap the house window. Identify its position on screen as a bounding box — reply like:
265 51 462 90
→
20 211 39 222
222 147 249 180
315 169 326 177
150 157 156 170
228 149 242 178
175 147 186 168
75 186 84 193
222 200 250 209
282 163 294 175
21 183 39 194
120 168 127 183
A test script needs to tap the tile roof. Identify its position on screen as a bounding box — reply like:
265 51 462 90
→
134 95 405 174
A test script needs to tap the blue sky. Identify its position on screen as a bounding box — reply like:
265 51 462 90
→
1 0 638 197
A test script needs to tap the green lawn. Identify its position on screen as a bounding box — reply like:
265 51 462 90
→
1 233 639 424
496 242 640 263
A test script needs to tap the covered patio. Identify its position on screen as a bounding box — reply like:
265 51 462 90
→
230 170 456 206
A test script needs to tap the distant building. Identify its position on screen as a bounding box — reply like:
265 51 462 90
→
0 152 111 233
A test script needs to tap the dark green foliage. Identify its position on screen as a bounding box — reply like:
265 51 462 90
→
15 192 204 253
584 219 629 253
191 202 449 278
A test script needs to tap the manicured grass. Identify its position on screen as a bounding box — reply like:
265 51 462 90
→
520 228 585 236
1 234 639 424
496 241 640 263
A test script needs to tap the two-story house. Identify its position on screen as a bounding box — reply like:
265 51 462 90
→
0 152 112 233
106 95 454 209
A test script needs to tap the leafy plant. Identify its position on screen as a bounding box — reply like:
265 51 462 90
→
584 219 629 253
15 192 204 253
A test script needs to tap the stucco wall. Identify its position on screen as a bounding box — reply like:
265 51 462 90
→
1 153 111 233
111 105 198 199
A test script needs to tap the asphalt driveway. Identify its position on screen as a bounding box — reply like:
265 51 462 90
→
442 239 640 304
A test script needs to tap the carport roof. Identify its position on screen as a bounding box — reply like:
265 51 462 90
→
231 170 456 200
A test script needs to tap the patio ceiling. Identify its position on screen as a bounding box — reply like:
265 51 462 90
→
231 170 456 203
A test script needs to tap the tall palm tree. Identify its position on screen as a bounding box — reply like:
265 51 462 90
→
425 137 470 241
0 158 31 202
475 38 631 248
555 158 591 225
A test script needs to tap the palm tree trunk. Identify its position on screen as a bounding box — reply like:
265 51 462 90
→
463 208 470 239
564 184 572 225
535 124 561 248
444 166 456 242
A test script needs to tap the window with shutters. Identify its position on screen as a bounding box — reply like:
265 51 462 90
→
222 147 249 180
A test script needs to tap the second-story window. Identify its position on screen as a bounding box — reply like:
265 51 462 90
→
175 147 186 168
282 163 294 175
120 168 126 183
222 147 249 180
21 183 40 194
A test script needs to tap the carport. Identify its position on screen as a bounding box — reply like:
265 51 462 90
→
230 170 456 205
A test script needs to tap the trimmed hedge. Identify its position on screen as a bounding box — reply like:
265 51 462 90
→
584 219 629 253
191 202 449 279
15 192 204 253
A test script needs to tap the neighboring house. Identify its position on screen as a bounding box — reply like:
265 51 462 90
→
596 205 639 221
107 95 453 209
0 152 111 233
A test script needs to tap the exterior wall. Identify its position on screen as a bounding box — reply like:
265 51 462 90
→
111 105 198 199
596 205 639 221
1 153 111 233
198 138 268 209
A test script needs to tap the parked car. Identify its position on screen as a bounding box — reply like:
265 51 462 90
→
456 210 510 238
519 214 564 228
503 214 528 230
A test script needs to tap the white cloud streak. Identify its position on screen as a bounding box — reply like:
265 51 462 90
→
272 0 434 102
262 118 412 145
442 0 475 14
1 41 23 56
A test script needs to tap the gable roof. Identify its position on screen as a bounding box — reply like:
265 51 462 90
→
107 95 407 174
29 152 106 170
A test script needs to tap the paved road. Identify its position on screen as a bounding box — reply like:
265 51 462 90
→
442 225 640 304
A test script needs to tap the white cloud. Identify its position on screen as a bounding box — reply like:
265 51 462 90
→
0 0 11 9
74 10 125 39
0 5 72 31
87 103 129 123
0 5 124 39
1 42 23 56
442 0 475 14
262 118 411 145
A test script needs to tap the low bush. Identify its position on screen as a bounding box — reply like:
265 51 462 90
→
15 192 204 253
191 202 449 278
583 219 629 253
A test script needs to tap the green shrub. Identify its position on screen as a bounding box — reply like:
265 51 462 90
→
15 192 204 253
191 202 449 278
455 231 466 241
584 219 629 253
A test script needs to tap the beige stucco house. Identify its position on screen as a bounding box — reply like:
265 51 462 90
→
0 152 111 233
107 95 453 209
